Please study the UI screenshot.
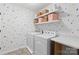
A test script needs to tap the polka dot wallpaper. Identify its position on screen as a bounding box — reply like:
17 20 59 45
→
0 3 79 55
0 3 35 54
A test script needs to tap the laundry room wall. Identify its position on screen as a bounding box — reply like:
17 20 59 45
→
35 3 79 35
0 3 35 54
35 3 79 54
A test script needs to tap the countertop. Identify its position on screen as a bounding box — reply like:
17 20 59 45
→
28 31 79 49
51 33 79 49
27 32 56 39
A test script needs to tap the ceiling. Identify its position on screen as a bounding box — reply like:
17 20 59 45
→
14 3 51 13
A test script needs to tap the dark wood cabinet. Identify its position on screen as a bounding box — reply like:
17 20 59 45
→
50 41 63 55
50 40 79 55
54 42 63 55
50 41 55 55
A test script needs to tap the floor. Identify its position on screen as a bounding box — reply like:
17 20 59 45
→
4 48 31 55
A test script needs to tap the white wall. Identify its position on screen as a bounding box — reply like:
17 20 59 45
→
35 3 79 54
35 3 79 36
0 3 35 54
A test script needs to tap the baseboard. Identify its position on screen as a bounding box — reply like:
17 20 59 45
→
1 45 31 55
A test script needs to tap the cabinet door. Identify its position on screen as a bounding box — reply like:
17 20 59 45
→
27 34 34 53
34 36 48 55
34 37 43 55
54 42 63 55
29 35 34 52
62 46 77 55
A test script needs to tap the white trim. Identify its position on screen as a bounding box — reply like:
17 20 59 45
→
26 46 33 55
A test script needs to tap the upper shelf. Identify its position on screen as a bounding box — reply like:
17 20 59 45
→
35 9 58 19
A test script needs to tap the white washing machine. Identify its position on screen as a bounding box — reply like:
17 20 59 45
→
33 31 56 55
27 31 56 55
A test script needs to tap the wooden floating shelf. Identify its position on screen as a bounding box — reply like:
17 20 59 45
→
35 20 60 25
35 9 58 19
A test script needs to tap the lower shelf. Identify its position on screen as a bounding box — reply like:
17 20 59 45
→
35 20 60 25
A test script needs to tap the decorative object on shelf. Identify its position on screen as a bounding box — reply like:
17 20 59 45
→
36 11 42 17
37 15 48 24
43 15 48 22
41 9 49 14
36 9 49 17
34 6 60 24
38 17 44 23
34 19 38 23
48 12 59 22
